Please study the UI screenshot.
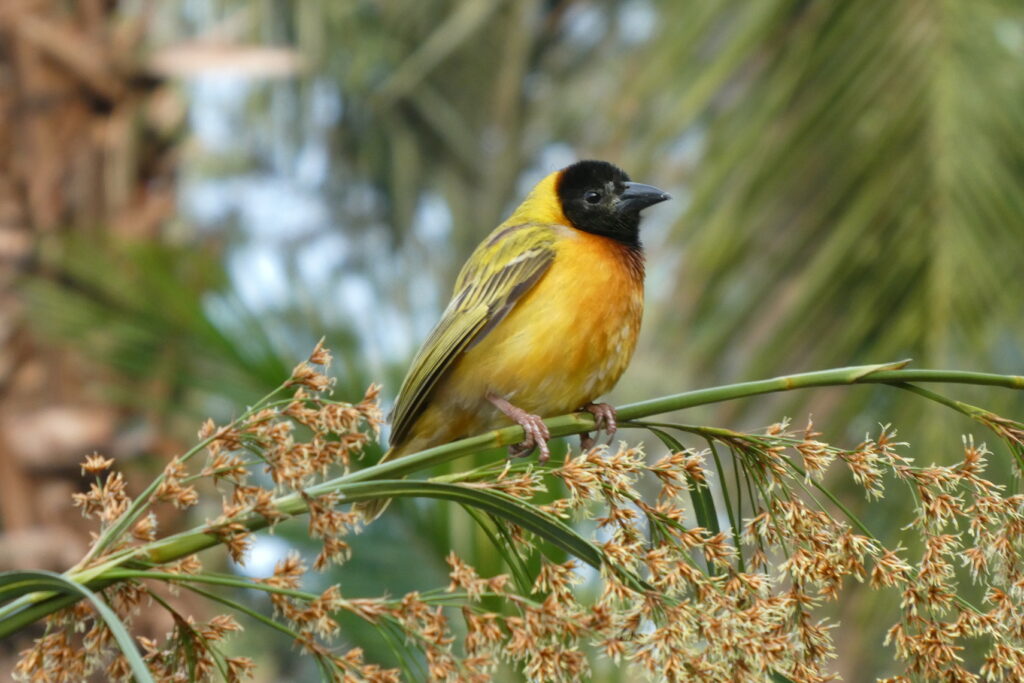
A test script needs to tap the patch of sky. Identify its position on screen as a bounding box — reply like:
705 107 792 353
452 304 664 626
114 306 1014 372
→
232 534 293 579
411 191 453 245
239 177 331 240
618 0 658 45
179 176 236 227
294 141 330 187
334 274 416 373
309 78 343 127
296 232 349 293
187 76 255 155
228 243 292 311
561 3 607 47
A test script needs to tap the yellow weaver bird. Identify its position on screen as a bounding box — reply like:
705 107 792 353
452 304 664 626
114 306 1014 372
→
357 160 669 520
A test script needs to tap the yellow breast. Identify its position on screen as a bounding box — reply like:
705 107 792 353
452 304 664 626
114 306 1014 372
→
437 226 644 428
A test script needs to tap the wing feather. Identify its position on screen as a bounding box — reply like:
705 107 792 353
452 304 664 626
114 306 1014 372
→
389 223 557 445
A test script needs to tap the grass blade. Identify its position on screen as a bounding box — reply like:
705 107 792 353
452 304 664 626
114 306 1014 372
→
338 481 603 570
0 570 154 683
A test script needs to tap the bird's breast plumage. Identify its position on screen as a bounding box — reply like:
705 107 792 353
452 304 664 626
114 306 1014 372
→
438 226 644 425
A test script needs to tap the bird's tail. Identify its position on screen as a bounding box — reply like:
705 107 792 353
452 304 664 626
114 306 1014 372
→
352 445 406 524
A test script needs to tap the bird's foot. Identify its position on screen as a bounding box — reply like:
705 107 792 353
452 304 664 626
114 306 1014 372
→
487 393 551 463
580 402 617 450
579 432 597 451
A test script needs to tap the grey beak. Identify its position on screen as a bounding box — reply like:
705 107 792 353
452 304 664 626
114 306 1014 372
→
619 181 671 213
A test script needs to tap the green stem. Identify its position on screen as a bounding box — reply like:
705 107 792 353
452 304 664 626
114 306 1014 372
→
184 584 302 642
74 383 291 570
251 362 1024 496
105 569 319 601
893 382 988 418
863 369 1024 389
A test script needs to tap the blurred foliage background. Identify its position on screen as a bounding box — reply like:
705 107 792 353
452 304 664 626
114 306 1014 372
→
2 0 1023 679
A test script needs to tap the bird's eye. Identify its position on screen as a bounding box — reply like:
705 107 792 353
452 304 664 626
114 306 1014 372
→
584 190 602 204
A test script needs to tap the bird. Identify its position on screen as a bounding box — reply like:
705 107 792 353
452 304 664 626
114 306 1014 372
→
356 160 669 521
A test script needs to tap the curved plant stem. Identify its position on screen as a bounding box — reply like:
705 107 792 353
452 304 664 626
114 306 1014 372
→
3 361 1023 638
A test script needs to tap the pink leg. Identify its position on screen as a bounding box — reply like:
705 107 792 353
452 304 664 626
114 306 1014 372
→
486 393 551 463
580 402 617 450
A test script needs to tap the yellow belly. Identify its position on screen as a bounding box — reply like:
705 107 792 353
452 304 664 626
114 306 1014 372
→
407 228 643 448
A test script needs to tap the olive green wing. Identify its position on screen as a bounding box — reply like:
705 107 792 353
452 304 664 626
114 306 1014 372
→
389 223 558 446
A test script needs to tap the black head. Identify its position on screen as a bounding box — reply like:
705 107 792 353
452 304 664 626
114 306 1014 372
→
556 160 670 248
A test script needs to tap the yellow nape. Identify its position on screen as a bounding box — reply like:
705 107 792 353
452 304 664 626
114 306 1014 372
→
505 171 569 226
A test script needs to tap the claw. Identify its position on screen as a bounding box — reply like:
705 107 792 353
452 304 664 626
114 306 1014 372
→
579 432 597 451
582 402 617 445
487 393 552 463
508 442 533 459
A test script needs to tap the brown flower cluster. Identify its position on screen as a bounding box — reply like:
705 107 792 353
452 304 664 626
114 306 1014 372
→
198 351 381 568
415 421 1024 682
15 343 385 682
71 467 129 526
138 614 254 682
256 553 399 682
14 340 1024 682
879 435 1024 681
12 580 256 683
539 442 832 680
